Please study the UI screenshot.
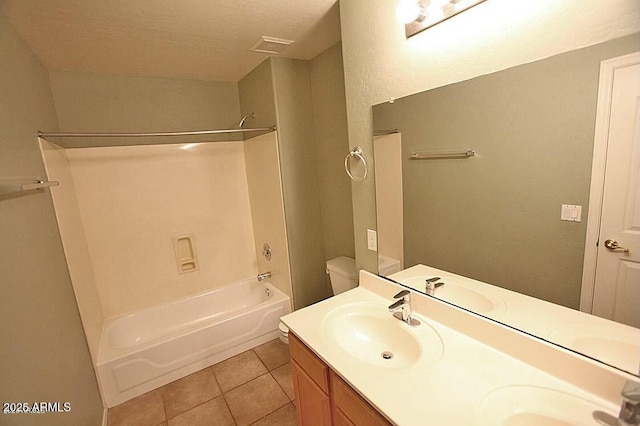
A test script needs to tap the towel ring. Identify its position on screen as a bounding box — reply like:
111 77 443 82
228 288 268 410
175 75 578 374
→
344 146 368 182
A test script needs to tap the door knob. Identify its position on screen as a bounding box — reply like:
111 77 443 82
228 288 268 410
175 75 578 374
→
604 239 630 253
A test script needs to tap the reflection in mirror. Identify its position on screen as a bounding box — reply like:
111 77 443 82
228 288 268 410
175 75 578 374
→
373 34 639 376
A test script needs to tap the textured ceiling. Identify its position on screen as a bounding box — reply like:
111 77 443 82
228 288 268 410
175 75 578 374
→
1 0 341 82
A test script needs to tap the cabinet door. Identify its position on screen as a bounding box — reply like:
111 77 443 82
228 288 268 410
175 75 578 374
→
289 333 330 393
330 370 391 426
291 359 332 426
334 407 356 426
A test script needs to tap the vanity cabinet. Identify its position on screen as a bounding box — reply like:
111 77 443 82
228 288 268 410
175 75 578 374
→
289 333 391 426
290 332 332 425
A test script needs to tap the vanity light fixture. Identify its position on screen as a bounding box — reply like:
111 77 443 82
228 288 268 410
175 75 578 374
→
397 0 487 38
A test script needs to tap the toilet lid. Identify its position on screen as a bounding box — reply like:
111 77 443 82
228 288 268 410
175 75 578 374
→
278 322 289 335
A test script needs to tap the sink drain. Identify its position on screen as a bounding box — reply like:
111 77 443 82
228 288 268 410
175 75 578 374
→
381 351 393 360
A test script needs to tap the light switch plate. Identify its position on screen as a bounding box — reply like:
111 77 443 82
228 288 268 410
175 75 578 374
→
561 205 582 222
367 229 378 251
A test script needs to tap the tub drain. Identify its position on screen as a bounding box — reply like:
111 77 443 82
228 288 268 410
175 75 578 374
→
381 351 393 360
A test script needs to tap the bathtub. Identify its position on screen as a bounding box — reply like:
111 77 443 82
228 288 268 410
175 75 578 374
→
96 278 290 407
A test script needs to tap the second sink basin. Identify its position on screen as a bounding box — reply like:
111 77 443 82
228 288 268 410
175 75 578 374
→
477 385 617 426
321 302 444 370
547 324 640 375
401 276 507 315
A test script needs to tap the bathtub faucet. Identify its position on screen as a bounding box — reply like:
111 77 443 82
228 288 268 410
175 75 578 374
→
257 272 272 282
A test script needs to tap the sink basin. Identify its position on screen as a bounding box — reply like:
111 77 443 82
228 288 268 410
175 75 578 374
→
477 385 617 426
321 302 444 369
401 276 507 315
548 324 640 375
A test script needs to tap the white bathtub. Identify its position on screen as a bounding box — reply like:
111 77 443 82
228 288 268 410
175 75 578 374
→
97 278 290 407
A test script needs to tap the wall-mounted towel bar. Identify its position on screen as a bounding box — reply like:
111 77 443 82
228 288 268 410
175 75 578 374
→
373 129 399 136
0 179 59 195
410 149 475 160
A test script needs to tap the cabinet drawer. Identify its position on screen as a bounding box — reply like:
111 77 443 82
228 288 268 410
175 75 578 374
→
330 370 391 426
289 332 330 393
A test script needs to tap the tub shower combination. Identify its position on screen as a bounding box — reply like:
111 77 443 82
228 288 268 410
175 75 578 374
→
38 126 291 407
97 277 290 407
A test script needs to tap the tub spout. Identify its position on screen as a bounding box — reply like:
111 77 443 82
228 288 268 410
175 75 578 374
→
257 272 271 282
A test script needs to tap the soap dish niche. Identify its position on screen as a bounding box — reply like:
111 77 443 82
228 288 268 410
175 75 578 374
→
173 234 199 274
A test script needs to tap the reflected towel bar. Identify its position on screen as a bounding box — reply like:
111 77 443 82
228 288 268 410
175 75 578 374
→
410 149 475 160
374 129 399 136
0 179 59 195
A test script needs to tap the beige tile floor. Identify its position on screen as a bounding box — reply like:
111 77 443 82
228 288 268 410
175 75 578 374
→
107 339 296 426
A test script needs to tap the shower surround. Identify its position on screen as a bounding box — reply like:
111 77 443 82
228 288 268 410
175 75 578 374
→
64 141 258 318
39 132 292 405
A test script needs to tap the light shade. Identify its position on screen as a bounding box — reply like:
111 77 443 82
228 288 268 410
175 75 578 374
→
401 0 487 38
396 0 424 24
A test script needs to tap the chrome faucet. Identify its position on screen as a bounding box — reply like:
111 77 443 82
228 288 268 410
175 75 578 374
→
257 271 271 282
425 277 445 296
388 290 420 326
619 380 640 425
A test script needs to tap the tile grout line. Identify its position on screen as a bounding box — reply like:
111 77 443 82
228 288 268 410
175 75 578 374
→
248 346 294 424
213 367 238 426
251 396 292 425
255 342 295 420
159 387 168 425
222 370 291 425
270 364 294 402
213 349 271 394
164 370 229 423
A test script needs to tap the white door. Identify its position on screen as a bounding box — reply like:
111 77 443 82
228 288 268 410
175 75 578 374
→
589 58 640 328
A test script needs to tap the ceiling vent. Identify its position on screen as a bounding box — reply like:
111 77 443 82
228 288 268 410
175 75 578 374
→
250 36 294 55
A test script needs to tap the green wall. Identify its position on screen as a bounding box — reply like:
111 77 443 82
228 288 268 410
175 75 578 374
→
238 59 277 132
271 57 330 307
373 35 639 307
0 16 104 426
49 71 241 147
339 0 640 278
239 45 353 309
310 43 355 265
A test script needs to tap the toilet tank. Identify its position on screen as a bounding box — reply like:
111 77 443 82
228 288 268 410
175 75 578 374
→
326 256 357 295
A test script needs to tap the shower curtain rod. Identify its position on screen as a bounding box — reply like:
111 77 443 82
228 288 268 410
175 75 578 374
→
38 126 276 138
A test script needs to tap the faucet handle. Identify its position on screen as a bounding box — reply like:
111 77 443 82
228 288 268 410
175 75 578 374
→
390 289 420 327
390 290 410 310
393 290 410 300
388 299 405 311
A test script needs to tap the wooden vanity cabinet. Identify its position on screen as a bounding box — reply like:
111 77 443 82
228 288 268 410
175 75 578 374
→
289 333 391 426
290 332 332 425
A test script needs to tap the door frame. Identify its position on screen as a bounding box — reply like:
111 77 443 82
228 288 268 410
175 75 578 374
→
580 51 640 313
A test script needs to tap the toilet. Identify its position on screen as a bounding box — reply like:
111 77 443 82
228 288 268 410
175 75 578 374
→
326 256 358 295
279 256 357 345
278 322 289 345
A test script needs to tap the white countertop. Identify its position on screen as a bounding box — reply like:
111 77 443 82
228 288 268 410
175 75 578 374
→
281 271 630 425
390 264 640 375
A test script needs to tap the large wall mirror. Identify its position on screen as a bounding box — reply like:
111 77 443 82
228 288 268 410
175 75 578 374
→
372 34 639 376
